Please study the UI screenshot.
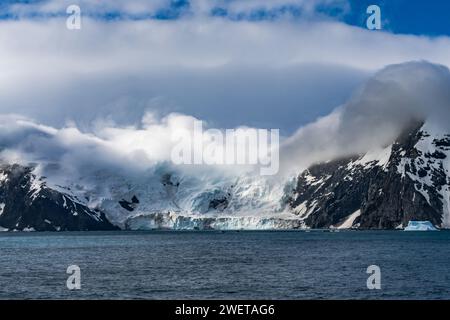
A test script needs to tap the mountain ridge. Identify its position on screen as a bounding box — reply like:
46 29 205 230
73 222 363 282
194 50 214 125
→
0 164 118 231
286 121 450 229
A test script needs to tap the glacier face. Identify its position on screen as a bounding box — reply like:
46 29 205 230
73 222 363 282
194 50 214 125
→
125 212 303 230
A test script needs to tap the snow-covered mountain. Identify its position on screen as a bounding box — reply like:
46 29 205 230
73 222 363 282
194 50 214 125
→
39 165 294 230
0 164 118 231
286 121 450 229
0 158 294 231
0 120 449 231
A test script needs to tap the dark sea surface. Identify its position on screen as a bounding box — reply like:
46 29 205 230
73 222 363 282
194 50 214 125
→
0 230 449 299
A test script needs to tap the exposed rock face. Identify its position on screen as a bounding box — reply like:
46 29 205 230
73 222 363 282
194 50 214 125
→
0 164 119 231
286 123 450 229
119 195 140 212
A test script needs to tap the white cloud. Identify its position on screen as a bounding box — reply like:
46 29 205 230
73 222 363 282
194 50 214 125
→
0 111 273 183
1 2 450 181
0 60 449 191
280 61 450 174
5 0 349 18
191 0 350 17
7 0 170 17
1 15 450 131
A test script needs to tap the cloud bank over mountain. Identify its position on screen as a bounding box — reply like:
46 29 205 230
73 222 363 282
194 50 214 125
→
281 61 450 173
1 61 449 182
2 1 450 132
1 1 450 181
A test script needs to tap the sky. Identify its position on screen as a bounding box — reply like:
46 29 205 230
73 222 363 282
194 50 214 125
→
1 0 449 35
1 0 450 178
0 0 450 134
343 0 450 36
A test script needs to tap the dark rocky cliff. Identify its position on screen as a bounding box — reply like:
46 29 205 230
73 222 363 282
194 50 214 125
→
0 164 118 231
286 123 450 229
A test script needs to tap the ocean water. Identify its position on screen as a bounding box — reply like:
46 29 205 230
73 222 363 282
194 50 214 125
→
0 230 449 299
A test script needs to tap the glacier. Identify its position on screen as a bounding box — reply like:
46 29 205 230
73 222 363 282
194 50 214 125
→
1 116 448 231
19 120 449 231
33 161 299 230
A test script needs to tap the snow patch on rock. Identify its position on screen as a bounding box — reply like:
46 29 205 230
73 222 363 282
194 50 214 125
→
337 210 361 229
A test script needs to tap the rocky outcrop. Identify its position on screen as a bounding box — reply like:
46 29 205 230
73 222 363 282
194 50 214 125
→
0 164 119 231
119 195 140 212
286 123 450 229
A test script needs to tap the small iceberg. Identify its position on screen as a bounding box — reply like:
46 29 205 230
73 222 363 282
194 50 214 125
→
404 221 438 231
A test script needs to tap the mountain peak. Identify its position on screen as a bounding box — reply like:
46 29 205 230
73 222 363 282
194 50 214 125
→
286 121 449 229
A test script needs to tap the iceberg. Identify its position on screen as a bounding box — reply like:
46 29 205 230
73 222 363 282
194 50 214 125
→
404 221 438 231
